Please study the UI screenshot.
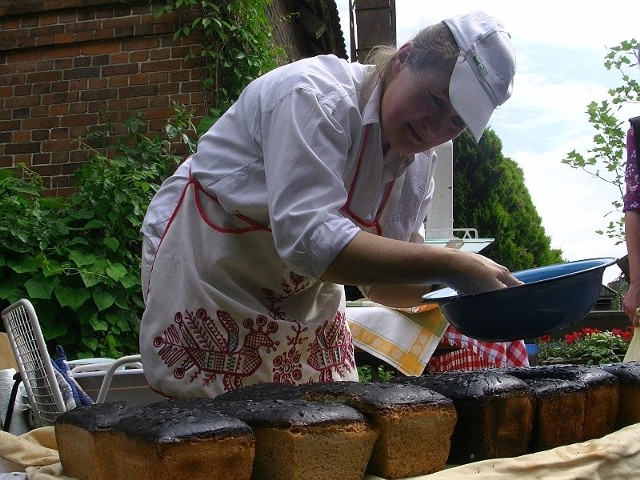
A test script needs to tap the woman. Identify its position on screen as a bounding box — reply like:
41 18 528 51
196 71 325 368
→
623 116 640 325
140 11 520 398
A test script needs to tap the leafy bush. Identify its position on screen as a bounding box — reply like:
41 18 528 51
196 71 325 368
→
0 109 195 359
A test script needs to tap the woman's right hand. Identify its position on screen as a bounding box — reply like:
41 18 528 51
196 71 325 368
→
623 281 640 326
444 250 522 295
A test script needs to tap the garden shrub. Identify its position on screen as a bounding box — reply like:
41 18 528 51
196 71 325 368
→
0 109 195 358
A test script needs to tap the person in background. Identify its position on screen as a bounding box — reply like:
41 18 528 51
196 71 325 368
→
139 11 520 398
622 116 640 326
622 46 640 327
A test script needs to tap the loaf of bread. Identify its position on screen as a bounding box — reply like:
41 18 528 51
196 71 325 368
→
400 369 536 463
303 381 457 478
501 364 619 450
212 397 377 480
112 399 256 480
55 401 141 480
599 361 640 428
565 365 619 440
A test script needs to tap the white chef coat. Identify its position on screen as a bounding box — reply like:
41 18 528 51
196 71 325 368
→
140 55 438 398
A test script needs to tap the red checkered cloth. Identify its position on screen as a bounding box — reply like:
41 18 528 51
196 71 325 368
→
426 325 530 373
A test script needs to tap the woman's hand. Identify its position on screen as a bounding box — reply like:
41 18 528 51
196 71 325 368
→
445 250 522 295
623 282 640 326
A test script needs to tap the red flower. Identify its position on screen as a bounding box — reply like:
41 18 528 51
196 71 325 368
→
581 327 600 335
611 328 633 342
539 334 552 343
564 331 582 344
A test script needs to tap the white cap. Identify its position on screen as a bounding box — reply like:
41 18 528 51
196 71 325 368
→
443 11 516 142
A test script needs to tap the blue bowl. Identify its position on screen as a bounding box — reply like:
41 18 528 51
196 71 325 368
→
421 258 617 342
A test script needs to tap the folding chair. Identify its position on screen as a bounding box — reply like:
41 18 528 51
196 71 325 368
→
1 299 142 428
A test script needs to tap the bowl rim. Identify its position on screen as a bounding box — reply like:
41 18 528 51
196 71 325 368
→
421 256 617 305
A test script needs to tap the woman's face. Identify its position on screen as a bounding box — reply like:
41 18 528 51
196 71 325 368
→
380 43 466 155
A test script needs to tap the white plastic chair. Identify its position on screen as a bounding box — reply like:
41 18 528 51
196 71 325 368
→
1 299 142 427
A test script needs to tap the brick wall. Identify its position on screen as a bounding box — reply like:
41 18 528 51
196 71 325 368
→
0 0 207 195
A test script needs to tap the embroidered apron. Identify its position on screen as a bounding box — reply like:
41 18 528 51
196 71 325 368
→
140 126 406 398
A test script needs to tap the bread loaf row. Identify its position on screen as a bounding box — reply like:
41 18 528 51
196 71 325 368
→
55 362 640 479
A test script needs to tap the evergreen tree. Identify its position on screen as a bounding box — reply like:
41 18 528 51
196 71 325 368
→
452 129 564 271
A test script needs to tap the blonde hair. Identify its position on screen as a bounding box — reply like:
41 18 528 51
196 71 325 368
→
364 22 459 91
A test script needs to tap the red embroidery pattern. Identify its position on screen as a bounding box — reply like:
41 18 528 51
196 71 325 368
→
272 322 309 383
307 311 356 381
262 271 310 320
153 308 279 392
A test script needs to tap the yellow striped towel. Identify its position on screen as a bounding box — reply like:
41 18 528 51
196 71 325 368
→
346 303 449 376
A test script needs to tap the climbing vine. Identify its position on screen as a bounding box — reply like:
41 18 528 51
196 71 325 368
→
155 0 284 131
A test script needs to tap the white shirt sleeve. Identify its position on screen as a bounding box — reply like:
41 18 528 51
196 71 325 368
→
261 86 362 278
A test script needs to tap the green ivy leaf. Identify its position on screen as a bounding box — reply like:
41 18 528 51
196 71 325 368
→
120 272 139 289
42 322 68 341
0 284 26 303
84 220 103 229
106 263 127 281
103 237 120 251
92 289 115 312
69 250 97 268
89 315 109 332
79 270 101 288
55 286 91 311
25 278 58 299
7 256 39 273
81 337 99 351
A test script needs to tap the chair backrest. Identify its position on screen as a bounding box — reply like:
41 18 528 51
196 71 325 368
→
1 299 66 427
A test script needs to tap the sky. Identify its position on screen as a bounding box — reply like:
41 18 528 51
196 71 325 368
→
336 1 639 283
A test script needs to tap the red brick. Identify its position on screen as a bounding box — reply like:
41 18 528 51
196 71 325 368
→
32 129 50 141
31 106 51 118
158 83 179 95
5 95 40 109
50 80 70 92
32 163 62 176
145 106 175 120
80 88 117 101
81 41 120 56
5 142 41 154
120 84 157 98
26 70 63 84
51 127 69 139
102 63 138 76
149 48 171 61
129 72 149 85
87 101 108 113
33 83 52 94
16 61 37 74
69 103 86 114
141 58 181 73
14 84 32 96
22 116 60 129
61 113 99 127
54 58 73 70
149 71 168 84
128 97 148 110
13 130 30 143
108 76 128 88
0 156 15 168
